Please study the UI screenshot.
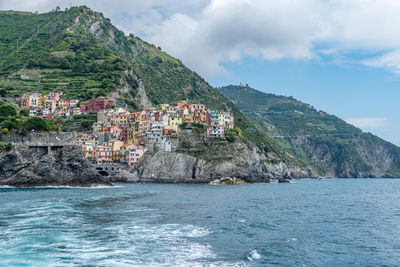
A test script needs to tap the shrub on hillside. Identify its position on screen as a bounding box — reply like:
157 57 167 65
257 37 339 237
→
0 105 17 117
225 128 239 143
2 120 17 130
0 88 7 97
0 141 12 152
24 117 49 131
20 109 29 117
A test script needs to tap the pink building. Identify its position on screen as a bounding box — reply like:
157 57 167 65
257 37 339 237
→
94 145 113 165
80 98 117 112
207 126 225 137
189 104 206 113
46 92 60 101
177 100 188 108
127 147 147 165
229 115 234 129
107 125 123 139
224 113 234 129
141 112 151 121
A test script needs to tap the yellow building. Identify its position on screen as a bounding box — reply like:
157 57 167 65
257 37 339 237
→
83 140 95 160
116 113 130 128
168 112 183 126
159 104 169 112
183 113 193 123
77 133 96 160
219 111 225 126
21 93 43 109
58 100 69 109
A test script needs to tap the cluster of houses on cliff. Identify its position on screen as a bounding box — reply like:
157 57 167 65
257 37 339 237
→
76 99 234 166
20 94 235 166
20 92 80 118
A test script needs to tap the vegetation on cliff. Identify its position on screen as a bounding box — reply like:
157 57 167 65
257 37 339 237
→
0 6 292 163
220 85 400 177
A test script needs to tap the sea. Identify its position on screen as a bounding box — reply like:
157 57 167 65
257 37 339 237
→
1 179 400 266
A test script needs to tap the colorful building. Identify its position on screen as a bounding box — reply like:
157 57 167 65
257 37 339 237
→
164 125 178 137
94 145 113 165
20 93 43 109
189 104 206 113
127 147 147 165
80 97 117 112
168 112 183 126
207 126 225 137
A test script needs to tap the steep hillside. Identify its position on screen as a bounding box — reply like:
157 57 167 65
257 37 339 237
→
0 7 291 163
220 85 400 177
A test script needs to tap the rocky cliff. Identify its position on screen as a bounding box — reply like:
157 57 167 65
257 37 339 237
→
0 145 110 187
123 128 317 183
0 131 316 186
129 149 315 184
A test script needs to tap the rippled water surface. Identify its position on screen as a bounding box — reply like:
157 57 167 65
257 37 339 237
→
1 179 400 266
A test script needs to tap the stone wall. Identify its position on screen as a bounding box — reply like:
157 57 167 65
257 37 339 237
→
1 132 77 146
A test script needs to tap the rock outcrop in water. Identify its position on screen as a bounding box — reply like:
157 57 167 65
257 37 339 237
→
0 146 110 187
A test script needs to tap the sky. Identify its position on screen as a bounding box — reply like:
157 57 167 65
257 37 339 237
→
0 0 399 145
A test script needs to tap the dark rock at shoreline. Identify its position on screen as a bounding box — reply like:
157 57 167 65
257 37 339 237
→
0 146 110 187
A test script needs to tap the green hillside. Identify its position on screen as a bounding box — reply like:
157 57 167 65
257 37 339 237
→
0 6 290 162
220 85 400 177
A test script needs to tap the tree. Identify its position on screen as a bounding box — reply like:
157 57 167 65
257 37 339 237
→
0 104 17 117
107 102 116 109
20 109 29 117
2 120 17 130
24 117 49 131
0 88 7 97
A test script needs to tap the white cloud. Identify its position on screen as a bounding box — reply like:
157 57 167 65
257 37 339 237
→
144 0 328 76
141 0 400 76
321 0 400 50
362 49 400 74
346 117 389 129
3 0 400 76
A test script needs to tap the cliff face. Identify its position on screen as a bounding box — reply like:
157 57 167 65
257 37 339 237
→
127 130 317 183
130 148 315 183
0 146 109 187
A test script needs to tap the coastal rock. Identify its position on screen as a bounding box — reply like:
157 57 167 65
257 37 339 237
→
0 146 110 187
132 140 318 183
210 177 247 185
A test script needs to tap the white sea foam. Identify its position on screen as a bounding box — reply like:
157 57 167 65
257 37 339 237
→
0 184 122 189
247 250 261 261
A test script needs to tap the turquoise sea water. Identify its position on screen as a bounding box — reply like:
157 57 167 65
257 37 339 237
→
1 179 400 266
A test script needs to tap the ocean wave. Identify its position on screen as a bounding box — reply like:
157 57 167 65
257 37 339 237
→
0 184 122 190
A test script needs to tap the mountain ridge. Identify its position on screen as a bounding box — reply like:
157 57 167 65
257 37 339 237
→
219 85 400 177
